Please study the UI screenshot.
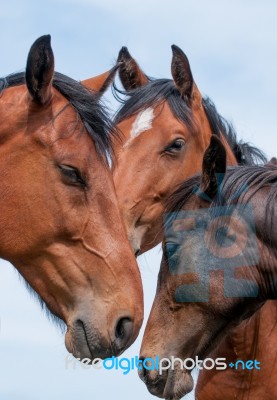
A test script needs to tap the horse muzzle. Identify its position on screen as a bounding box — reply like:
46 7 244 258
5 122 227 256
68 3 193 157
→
65 315 137 361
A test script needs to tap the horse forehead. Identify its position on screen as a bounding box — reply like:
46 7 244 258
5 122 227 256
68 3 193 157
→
0 85 67 119
130 103 184 136
0 86 83 149
0 85 26 112
0 86 29 138
131 107 155 138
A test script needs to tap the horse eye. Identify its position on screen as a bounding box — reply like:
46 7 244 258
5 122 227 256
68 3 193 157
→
58 165 87 188
165 242 180 260
165 139 185 153
165 242 180 272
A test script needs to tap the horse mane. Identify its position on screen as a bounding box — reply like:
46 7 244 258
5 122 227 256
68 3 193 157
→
166 164 277 217
0 71 117 159
113 79 196 132
113 79 267 166
202 98 267 166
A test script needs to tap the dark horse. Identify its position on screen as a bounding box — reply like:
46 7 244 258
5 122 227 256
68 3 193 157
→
0 35 143 361
140 135 277 399
112 46 277 399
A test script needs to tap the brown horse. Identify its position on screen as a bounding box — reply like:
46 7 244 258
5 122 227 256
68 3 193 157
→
139 135 277 399
113 46 256 255
112 47 277 399
0 35 143 361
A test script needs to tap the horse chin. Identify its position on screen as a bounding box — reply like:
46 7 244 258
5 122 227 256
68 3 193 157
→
139 364 194 399
163 368 194 399
138 368 168 398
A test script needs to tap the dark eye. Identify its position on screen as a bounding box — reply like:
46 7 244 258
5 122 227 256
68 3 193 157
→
164 139 185 154
165 241 180 273
165 242 179 259
58 165 87 188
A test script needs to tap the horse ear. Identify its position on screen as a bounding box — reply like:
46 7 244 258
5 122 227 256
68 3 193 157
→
117 46 149 91
26 35 54 105
171 45 201 107
82 64 119 95
201 135 227 199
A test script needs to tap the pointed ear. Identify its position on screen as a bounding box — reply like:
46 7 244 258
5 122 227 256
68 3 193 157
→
82 64 119 95
171 45 201 107
26 35 54 105
117 46 149 91
201 135 227 199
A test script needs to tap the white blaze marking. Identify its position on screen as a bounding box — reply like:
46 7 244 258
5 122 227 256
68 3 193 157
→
131 107 154 138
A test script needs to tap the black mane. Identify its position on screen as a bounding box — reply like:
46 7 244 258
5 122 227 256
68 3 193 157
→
113 79 267 166
166 164 277 214
0 71 117 158
114 79 196 132
202 98 267 166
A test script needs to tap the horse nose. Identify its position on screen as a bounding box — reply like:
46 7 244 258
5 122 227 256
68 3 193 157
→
114 317 134 352
138 356 167 396
138 357 156 383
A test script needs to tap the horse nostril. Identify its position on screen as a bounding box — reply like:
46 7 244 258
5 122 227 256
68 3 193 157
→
114 317 133 349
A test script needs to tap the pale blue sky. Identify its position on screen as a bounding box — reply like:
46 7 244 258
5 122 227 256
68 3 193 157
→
0 1 277 399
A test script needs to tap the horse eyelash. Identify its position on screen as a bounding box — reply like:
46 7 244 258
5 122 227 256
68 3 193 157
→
58 165 87 188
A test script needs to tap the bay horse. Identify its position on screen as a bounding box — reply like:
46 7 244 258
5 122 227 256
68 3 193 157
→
139 135 277 399
0 35 143 361
112 46 265 255
112 47 277 399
